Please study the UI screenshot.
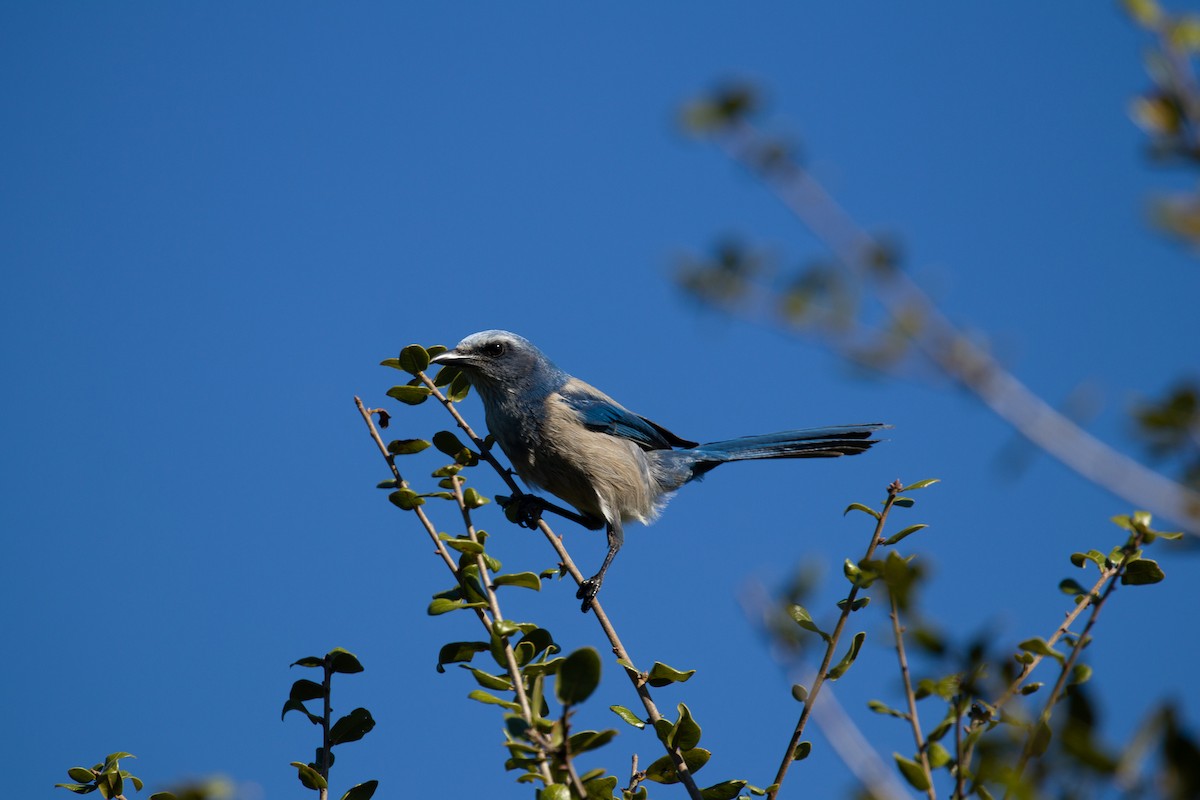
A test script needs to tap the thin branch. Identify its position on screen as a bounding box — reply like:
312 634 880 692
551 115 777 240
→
888 588 935 799
767 479 902 800
703 121 1200 533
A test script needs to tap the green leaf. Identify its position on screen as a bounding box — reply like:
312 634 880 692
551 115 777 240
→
844 502 881 520
281 698 321 724
442 538 484 555
610 705 646 729
667 703 702 751
568 728 618 754
868 699 907 719
466 689 520 710
1072 663 1093 685
329 707 376 745
892 497 915 507
1020 682 1043 696
646 661 697 686
893 754 930 791
432 430 468 457
1018 637 1064 665
556 647 602 705
1122 558 1165 585
787 604 830 643
644 748 711 784
385 385 431 405
463 487 490 509
792 741 812 761
387 489 424 510
583 776 619 800
379 357 403 370
67 768 95 783
290 762 327 791
398 344 430 374
436 641 488 672
55 784 97 795
1058 578 1086 596
882 523 928 546
448 371 472 402
493 572 541 591
289 678 325 702
927 742 951 769
339 780 379 800
700 780 748 800
836 596 871 612
1070 550 1108 569
461 665 512 691
541 785 571 800
386 438 430 455
328 647 364 674
433 365 461 387
427 598 486 615
291 655 323 668
827 631 866 680
901 478 940 491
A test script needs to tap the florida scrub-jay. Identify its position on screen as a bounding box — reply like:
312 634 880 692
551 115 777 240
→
432 330 886 611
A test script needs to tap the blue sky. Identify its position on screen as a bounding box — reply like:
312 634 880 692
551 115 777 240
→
4 3 1199 799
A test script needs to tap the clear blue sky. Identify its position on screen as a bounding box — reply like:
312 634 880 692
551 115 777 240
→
4 3 1198 799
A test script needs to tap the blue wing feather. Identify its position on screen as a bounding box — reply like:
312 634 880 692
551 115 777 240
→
559 382 698 450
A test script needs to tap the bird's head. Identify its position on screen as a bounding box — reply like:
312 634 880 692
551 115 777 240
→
431 330 562 394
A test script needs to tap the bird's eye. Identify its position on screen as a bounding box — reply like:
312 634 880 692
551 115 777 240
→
482 341 506 358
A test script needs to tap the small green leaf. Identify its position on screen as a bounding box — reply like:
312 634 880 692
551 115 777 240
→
398 344 431 374
646 661 697 686
339 780 379 800
557 647 602 705
386 438 430 455
67 768 95 783
386 385 432 405
927 742 951 769
467 689 520 710
844 502 881 520
667 703 702 751
644 748 711 784
1020 682 1043 696
1072 663 1093 684
427 598 486 615
433 365 460 387
827 631 866 680
1030 719 1052 756
290 762 327 791
892 497 915 507
568 728 618 754
436 641 488 672
1058 578 1086 596
448 371 472 402
1018 637 1064 665
329 707 376 745
54 783 96 794
700 780 748 800
836 596 871 612
787 604 830 643
289 678 325 702
893 754 930 791
493 572 542 591
291 655 323 668
882 523 928 546
442 538 484 555
868 699 907 719
541 784 571 800
610 705 646 729
281 698 321 724
463 487 490 509
792 741 812 761
374 479 398 489
432 430 468 457
380 357 403 370
1122 558 1165 585
387 489 424 510
328 647 364 674
901 478 940 491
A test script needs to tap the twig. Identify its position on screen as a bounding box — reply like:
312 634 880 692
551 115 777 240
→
767 479 903 799
888 586 935 799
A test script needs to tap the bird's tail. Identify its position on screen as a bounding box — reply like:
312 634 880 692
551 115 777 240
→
666 423 886 482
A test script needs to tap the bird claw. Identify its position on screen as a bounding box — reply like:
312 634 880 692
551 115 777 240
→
497 494 546 529
576 578 601 613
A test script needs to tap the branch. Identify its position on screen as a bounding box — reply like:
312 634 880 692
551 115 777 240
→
692 118 1200 534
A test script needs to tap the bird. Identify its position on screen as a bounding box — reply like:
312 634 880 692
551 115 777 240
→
431 330 886 612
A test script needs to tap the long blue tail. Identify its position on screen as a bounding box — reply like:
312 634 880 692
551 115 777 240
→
677 423 886 481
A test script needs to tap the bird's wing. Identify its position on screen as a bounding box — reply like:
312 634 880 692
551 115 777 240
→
559 381 698 450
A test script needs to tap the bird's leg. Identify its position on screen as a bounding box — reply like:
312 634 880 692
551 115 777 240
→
577 521 623 613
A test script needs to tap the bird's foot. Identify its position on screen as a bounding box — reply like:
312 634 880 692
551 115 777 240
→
576 578 601 613
497 493 546 529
